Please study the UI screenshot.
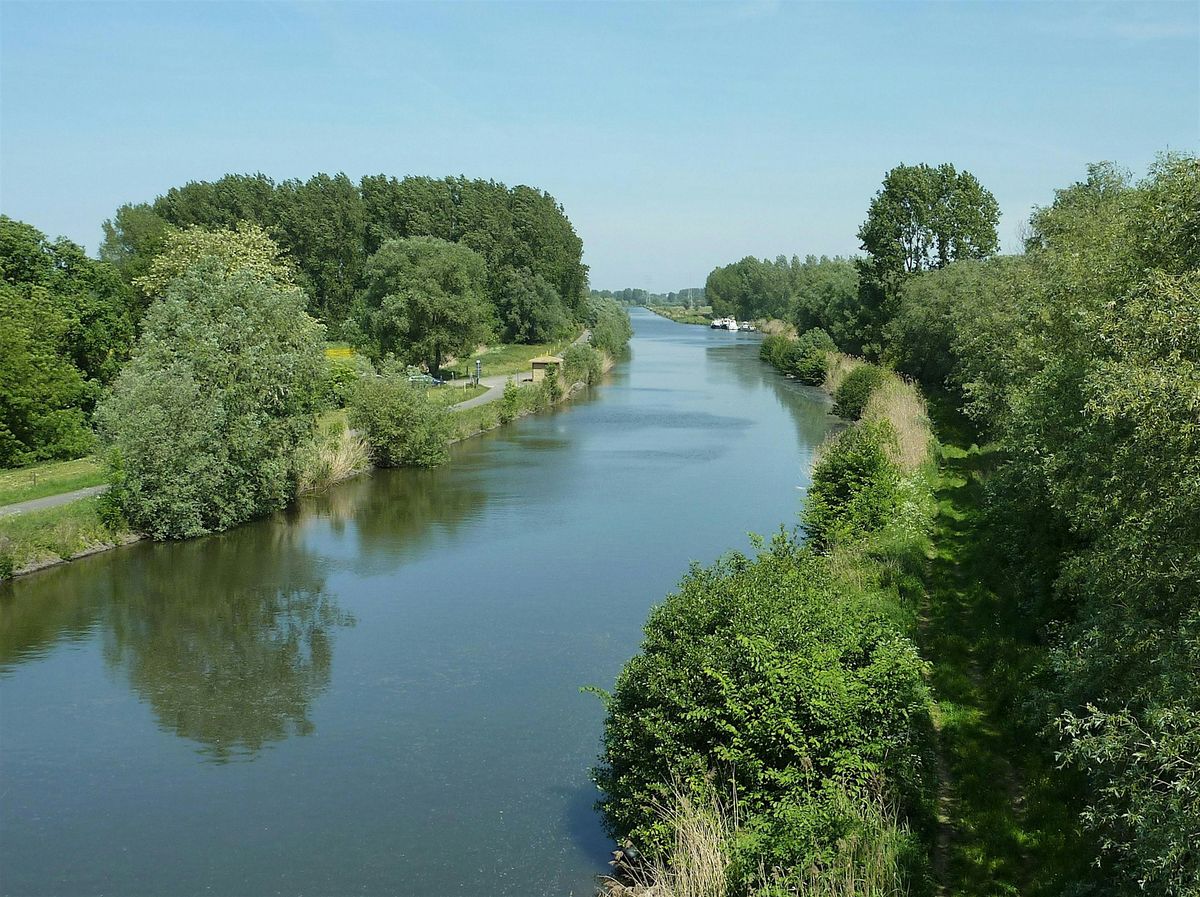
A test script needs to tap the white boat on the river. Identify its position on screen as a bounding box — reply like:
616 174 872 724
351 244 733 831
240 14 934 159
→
710 316 740 330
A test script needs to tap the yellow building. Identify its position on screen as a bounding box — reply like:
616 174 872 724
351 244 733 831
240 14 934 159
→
529 355 564 382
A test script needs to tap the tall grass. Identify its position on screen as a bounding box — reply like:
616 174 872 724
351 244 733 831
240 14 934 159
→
861 378 933 473
604 785 912 897
825 353 865 393
298 422 371 493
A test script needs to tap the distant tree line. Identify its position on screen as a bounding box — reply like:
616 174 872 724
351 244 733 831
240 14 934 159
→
102 173 588 343
590 286 705 308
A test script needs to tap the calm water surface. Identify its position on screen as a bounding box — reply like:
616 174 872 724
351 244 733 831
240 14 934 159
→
0 309 837 896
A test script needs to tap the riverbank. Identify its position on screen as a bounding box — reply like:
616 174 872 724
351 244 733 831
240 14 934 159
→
600 332 941 895
644 304 712 325
0 352 617 582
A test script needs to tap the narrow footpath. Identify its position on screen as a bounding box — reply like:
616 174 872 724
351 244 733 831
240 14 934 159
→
919 443 1085 896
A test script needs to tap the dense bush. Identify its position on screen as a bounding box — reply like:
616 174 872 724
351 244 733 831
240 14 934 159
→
562 343 605 386
803 421 902 549
785 328 835 384
832 364 886 418
758 333 792 369
0 216 137 465
587 297 634 356
97 260 325 539
595 533 932 890
348 375 452 468
322 352 375 408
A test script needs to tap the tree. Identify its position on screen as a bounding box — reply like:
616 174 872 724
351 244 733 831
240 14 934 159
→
272 173 366 327
134 221 296 301
854 163 999 358
858 163 999 278
494 266 573 343
347 374 452 468
359 237 492 376
97 260 325 539
0 217 137 463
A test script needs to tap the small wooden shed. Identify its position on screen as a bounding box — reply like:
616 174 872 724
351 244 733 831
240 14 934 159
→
529 354 564 382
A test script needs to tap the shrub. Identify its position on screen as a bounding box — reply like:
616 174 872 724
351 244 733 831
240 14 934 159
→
595 533 931 891
563 343 605 386
759 333 792 369
498 378 520 424
804 421 902 549
322 352 375 408
588 297 634 356
544 365 563 403
833 365 886 419
97 260 325 540
348 376 452 468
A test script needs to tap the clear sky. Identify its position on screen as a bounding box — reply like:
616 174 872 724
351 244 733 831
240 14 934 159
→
1 1 1196 291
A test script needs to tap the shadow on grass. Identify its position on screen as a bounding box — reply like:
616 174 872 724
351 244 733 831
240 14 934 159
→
921 442 1093 896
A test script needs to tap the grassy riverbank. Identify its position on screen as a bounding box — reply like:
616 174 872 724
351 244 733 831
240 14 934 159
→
645 304 713 325
0 457 106 507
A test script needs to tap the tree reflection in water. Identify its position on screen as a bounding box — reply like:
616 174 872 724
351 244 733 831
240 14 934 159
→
99 522 352 762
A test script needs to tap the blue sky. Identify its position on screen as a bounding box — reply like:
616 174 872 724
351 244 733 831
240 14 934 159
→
1 1 1196 291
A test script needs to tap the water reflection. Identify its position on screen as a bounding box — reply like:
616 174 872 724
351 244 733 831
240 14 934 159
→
1 519 351 762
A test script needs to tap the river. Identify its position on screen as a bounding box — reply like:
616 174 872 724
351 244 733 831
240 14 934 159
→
0 308 838 897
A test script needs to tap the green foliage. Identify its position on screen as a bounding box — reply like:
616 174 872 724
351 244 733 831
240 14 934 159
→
804 422 902 549
495 267 574 343
705 254 791 321
562 343 605 386
787 328 836 384
108 172 589 338
134 221 296 300
858 163 999 279
348 375 452 468
854 163 999 358
358 237 492 376
586 297 634 356
544 365 563 403
0 216 137 465
97 260 325 539
498 378 520 424
833 365 886 419
595 533 932 890
0 494 132 580
867 152 1200 894
322 352 375 409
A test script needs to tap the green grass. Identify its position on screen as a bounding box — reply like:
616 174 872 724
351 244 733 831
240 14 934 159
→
646 305 712 325
460 332 582 379
0 457 106 507
0 496 134 578
918 442 1092 896
428 383 488 406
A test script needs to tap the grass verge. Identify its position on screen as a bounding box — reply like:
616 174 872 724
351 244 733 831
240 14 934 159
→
0 496 136 578
0 457 106 507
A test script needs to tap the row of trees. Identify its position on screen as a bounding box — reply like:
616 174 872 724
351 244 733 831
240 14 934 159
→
2 173 596 466
879 155 1198 896
101 172 588 341
705 162 1000 356
590 286 706 308
607 153 1198 894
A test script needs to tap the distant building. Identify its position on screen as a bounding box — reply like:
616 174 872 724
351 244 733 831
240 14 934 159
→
529 355 564 382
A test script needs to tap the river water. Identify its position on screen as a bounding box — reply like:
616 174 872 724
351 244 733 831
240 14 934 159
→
0 309 837 897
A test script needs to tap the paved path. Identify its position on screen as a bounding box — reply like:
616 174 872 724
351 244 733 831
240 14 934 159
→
0 484 109 518
1 333 597 517
446 329 592 411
